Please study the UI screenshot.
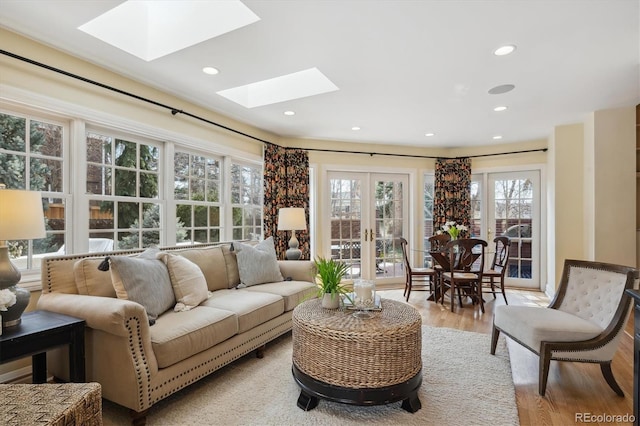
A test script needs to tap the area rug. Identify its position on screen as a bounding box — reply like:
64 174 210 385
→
103 326 519 425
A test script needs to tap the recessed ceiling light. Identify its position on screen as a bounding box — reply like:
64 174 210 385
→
488 84 515 95
425 133 435 137
493 106 508 112
351 126 361 131
202 67 219 75
493 135 503 140
494 45 517 56
284 110 295 116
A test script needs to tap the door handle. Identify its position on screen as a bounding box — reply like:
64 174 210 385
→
364 229 368 242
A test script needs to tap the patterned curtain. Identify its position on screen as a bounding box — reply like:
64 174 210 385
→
263 144 310 259
433 157 471 235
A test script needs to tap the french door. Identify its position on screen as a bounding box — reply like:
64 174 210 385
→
487 170 540 289
327 172 408 283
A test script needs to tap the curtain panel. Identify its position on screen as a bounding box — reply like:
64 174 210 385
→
433 157 472 234
263 144 310 259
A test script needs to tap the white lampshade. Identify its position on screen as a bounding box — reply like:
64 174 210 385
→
0 190 46 241
277 207 306 231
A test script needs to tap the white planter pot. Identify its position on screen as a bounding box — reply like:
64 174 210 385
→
321 293 340 309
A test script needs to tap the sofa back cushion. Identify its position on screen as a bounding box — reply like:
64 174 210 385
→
74 258 116 297
172 245 229 291
222 244 240 288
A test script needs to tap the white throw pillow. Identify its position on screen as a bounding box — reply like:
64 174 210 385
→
234 237 284 287
157 252 210 312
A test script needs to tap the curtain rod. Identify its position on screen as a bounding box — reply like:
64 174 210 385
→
0 49 274 145
296 146 547 159
1 49 547 159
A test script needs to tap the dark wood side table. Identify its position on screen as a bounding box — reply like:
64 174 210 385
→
0 310 85 383
626 289 640 426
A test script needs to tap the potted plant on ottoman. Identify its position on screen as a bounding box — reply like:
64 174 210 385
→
314 257 351 309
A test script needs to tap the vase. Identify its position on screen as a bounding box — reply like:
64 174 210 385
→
1 285 30 327
321 292 340 309
353 279 376 318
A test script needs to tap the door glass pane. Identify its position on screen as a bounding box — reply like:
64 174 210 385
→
493 177 534 281
374 179 404 279
329 178 362 279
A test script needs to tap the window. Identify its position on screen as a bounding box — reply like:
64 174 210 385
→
1 101 265 283
174 150 222 243
231 162 262 241
86 131 162 250
0 111 68 270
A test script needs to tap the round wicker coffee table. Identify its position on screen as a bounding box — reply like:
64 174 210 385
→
291 298 422 412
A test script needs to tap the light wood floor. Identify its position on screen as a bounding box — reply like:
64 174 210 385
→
377 287 635 426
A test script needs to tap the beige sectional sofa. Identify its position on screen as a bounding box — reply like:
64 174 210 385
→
37 241 316 423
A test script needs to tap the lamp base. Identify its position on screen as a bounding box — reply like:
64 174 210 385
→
285 248 302 260
1 285 30 327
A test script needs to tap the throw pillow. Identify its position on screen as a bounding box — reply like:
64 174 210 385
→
109 248 175 325
157 252 210 312
234 236 283 287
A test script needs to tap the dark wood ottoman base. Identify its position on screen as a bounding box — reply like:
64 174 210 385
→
293 364 422 413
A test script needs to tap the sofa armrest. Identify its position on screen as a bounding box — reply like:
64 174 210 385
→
37 292 151 338
278 260 315 283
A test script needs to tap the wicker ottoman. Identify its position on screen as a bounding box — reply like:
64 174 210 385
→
0 382 102 426
292 298 422 412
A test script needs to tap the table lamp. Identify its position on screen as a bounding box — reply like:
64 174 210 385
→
0 189 46 327
277 207 306 260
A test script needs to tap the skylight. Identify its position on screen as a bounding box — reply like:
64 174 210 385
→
78 0 260 61
217 68 339 108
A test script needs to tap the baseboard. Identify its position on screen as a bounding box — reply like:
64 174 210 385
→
0 366 32 384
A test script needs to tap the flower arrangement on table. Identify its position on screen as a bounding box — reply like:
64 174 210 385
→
0 288 17 311
441 221 468 240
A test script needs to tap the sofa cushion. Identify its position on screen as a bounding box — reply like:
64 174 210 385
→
74 258 116 298
157 252 210 311
222 244 241 289
200 289 285 333
234 237 283 287
110 248 175 325
244 280 317 311
172 245 229 291
150 307 238 368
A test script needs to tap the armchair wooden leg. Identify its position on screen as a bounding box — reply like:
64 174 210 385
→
539 346 552 396
490 326 500 355
600 362 624 396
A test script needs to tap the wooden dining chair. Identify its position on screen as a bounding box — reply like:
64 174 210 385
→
400 237 436 302
482 236 511 305
440 238 488 312
428 233 451 252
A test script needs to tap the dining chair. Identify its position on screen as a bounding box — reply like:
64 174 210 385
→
427 233 451 302
482 236 511 305
440 238 488 312
400 237 436 302
491 259 636 396
428 233 451 252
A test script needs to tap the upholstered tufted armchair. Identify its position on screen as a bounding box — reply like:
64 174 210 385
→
491 259 636 396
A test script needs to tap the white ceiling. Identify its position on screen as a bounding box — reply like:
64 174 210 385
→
0 0 638 148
